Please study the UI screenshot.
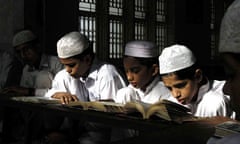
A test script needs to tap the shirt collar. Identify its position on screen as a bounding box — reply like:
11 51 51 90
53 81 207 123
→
129 75 161 95
195 79 211 104
80 57 102 82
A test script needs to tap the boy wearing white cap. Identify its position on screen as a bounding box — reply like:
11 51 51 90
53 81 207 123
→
113 40 172 140
3 29 63 96
207 0 240 143
45 31 126 103
115 40 171 104
1 29 64 142
159 44 232 118
44 31 127 143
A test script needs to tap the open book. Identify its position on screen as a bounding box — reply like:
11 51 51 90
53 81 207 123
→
214 121 240 138
64 100 127 113
11 96 61 104
65 99 196 123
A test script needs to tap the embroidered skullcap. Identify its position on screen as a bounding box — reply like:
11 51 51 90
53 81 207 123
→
124 40 158 58
159 44 196 74
12 30 37 47
57 31 89 58
219 0 240 53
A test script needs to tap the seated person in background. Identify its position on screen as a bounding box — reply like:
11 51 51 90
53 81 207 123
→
207 0 240 143
0 29 63 142
158 44 232 118
44 31 127 144
2 29 63 96
115 40 172 104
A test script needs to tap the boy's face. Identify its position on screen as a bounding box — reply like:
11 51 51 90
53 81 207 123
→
161 73 199 105
15 43 38 66
123 57 158 91
222 53 240 113
59 56 90 79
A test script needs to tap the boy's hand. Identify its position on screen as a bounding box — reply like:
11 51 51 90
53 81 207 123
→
52 92 79 104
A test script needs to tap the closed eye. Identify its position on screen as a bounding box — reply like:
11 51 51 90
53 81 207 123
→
66 63 76 68
125 66 141 74
173 81 187 89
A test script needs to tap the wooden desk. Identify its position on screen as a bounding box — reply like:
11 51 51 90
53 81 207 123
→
0 95 233 144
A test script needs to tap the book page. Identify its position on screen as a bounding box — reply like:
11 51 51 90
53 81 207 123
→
124 101 151 119
96 101 126 113
145 104 171 121
157 99 190 112
64 101 90 110
11 96 61 104
145 99 194 123
65 101 126 113
215 121 240 138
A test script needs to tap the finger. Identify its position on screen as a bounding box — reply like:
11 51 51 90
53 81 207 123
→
72 96 79 101
52 95 57 98
60 97 66 104
63 96 72 104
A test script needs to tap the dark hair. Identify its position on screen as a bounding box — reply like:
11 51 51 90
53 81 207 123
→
123 55 158 68
160 63 201 80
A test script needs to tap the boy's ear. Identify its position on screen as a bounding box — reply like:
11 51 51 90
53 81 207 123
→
152 64 159 76
195 69 203 82
84 54 92 64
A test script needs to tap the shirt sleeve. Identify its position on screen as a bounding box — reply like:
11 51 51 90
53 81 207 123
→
88 65 127 101
44 70 68 97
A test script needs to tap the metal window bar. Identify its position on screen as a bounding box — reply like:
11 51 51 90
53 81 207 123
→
156 0 166 22
79 16 96 52
156 24 166 53
156 0 167 53
79 0 96 12
134 22 145 40
135 0 145 19
110 19 123 59
109 0 123 16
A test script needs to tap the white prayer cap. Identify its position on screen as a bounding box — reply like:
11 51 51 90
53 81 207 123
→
218 3 240 53
159 44 196 74
57 31 89 58
12 30 37 47
124 40 157 58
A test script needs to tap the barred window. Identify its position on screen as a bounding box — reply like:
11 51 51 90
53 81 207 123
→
78 0 168 61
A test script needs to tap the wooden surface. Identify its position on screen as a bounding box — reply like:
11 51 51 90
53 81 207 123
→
0 94 233 144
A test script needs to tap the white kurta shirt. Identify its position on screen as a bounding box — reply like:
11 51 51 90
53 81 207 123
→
20 54 64 96
45 58 127 102
186 80 232 117
114 76 172 104
44 70 89 101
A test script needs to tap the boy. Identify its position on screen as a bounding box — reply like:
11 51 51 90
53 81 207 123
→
45 31 127 143
207 0 240 143
115 40 171 104
3 29 63 96
159 44 232 117
114 40 172 140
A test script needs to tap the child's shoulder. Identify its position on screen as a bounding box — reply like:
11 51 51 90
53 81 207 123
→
97 62 120 75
